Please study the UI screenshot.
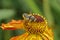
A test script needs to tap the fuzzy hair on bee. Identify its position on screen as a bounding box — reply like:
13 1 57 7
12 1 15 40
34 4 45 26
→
23 13 47 23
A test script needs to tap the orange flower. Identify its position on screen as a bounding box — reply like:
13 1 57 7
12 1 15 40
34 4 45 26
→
1 13 54 40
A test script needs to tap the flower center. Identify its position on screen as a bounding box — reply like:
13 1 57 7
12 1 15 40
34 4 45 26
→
24 21 47 34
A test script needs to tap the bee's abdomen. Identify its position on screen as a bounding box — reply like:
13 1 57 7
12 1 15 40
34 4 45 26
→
33 15 44 23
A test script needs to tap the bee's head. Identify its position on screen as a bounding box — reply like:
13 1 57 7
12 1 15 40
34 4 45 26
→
23 13 36 22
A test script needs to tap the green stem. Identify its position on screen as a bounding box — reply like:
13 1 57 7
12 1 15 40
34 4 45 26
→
43 0 54 26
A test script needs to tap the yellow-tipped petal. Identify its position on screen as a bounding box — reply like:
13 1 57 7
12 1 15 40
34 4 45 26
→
1 20 24 30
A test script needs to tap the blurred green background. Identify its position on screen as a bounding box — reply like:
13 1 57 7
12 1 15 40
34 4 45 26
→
0 0 60 40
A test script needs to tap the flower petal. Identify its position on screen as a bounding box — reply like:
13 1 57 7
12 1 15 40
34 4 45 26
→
1 20 24 30
10 32 29 40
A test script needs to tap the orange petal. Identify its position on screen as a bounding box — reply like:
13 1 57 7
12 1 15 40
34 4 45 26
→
42 27 54 40
1 23 16 30
10 32 29 40
1 20 24 30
